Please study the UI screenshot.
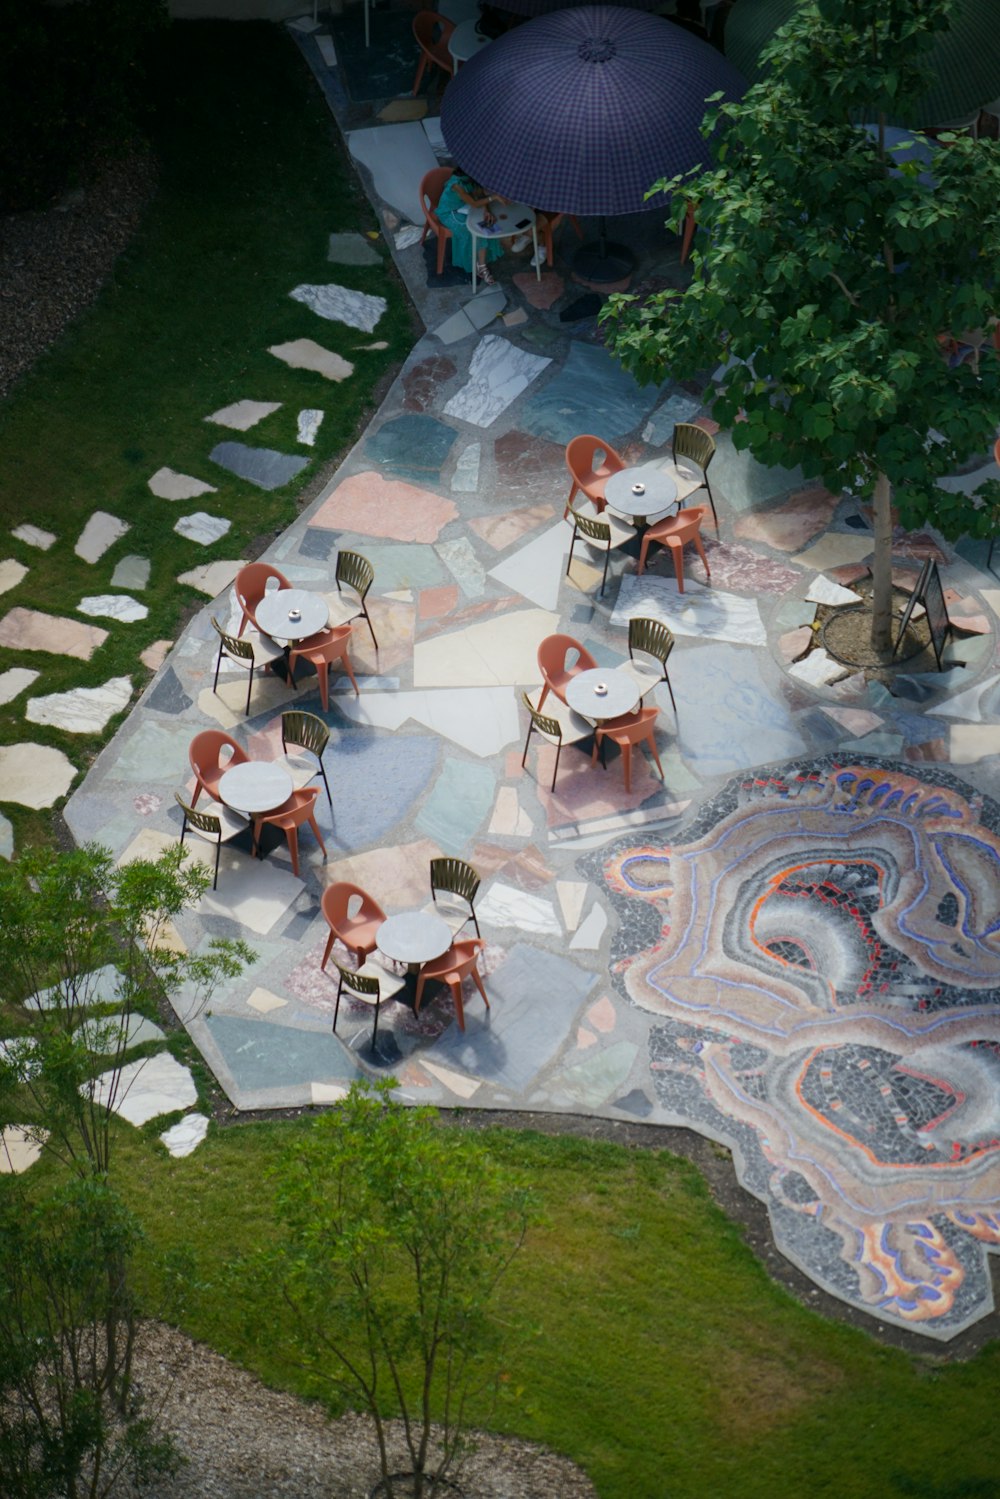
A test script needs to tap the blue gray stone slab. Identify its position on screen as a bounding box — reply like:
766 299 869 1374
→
669 643 807 776
520 340 669 444
146 668 193 717
364 414 457 481
203 1014 358 1091
328 232 382 266
209 442 309 492
415 757 496 853
110 555 150 590
316 732 439 850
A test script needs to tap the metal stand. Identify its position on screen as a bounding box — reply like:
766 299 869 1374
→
573 217 635 283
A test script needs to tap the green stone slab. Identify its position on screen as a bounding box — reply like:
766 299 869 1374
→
415 757 496 854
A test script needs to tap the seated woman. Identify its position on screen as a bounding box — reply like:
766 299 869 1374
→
436 169 507 285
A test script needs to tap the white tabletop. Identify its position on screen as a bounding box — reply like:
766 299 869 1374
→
565 667 640 723
218 761 293 815
449 18 491 64
605 464 678 521
468 201 540 289
254 588 329 642
377 911 452 967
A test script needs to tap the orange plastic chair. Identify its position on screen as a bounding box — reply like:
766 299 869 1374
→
592 705 665 794
535 210 583 268
234 562 292 638
564 435 626 518
251 786 326 879
419 167 454 276
637 505 712 592
412 11 455 96
680 201 697 263
321 881 387 969
189 730 248 806
288 625 360 711
414 937 490 1031
536 633 597 711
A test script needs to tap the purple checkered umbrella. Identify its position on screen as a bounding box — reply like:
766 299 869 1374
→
440 7 746 219
497 0 662 17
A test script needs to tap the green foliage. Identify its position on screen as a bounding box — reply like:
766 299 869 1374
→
241 1082 534 1497
602 0 1000 543
0 842 252 1177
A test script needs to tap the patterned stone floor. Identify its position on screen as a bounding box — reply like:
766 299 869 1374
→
40 14 1000 1340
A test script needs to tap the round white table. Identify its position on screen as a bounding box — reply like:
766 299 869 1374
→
565 667 640 723
218 761 293 815
376 911 452 972
254 588 329 642
605 465 678 526
448 18 491 65
468 201 540 292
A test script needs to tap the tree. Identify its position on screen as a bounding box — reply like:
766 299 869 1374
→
244 1081 534 1499
602 0 1000 653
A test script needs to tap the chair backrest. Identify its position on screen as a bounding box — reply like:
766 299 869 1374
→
569 506 611 545
333 959 381 999
673 423 715 473
336 550 374 603
522 690 563 742
282 710 329 758
606 705 658 745
430 856 480 907
189 730 246 791
211 616 252 661
174 792 220 836
655 507 706 543
322 881 385 931
413 11 454 57
564 434 626 501
304 623 352 665
628 616 674 669
420 166 452 225
537 635 596 694
235 563 290 620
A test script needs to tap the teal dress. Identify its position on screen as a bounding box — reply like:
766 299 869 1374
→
436 175 505 274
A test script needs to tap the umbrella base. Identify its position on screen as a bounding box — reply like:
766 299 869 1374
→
573 240 635 284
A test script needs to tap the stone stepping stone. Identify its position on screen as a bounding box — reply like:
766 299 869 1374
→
78 595 148 623
148 466 217 500
74 511 129 564
0 742 76 807
0 1126 47 1174
177 559 244 598
0 606 108 660
0 812 13 861
75 1012 165 1053
206 399 281 431
0 667 39 705
140 639 172 671
209 441 308 492
26 676 132 734
327 232 382 267
0 558 28 596
92 1051 197 1126
27 964 123 1011
160 1112 209 1158
174 512 232 545
110 555 150 590
268 338 354 382
11 524 56 551
290 283 387 333
297 408 324 446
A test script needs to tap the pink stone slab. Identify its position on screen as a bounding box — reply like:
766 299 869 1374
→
777 626 813 663
586 995 617 1034
419 584 459 620
513 270 565 310
0 743 76 808
494 431 566 499
402 355 457 413
950 613 991 635
308 472 457 542
140 639 173 672
692 416 720 435
325 837 441 911
468 504 554 551
268 339 354 382
523 741 666 827
734 487 839 552
701 541 802 595
820 706 884 737
0 607 108 661
830 562 870 585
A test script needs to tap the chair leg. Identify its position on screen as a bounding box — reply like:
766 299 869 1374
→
600 547 610 597
551 739 561 792
564 480 579 519
647 730 665 781
566 528 577 577
245 662 253 717
321 929 335 972
286 827 300 879
450 977 465 1031
319 762 333 809
412 55 426 96
361 602 378 651
537 683 550 711
213 836 221 891
340 650 360 697
436 231 447 276
692 532 711 580
414 970 426 1015
317 661 329 713
471 965 489 1010
371 994 381 1049
680 202 696 263
704 478 719 530
212 645 224 696
308 814 327 861
637 535 651 576
670 540 685 594
621 742 633 795
333 971 343 1031
663 671 678 715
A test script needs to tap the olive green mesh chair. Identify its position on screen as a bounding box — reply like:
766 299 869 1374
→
520 691 593 792
324 549 377 649
211 616 284 717
279 710 332 807
620 616 678 714
330 957 404 1053
429 856 481 936
174 792 247 890
565 505 636 597
670 423 718 529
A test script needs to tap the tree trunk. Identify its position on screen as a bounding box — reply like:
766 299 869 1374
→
870 470 894 653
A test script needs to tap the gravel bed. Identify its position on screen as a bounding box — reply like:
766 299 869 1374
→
0 145 158 401
124 1323 596 1499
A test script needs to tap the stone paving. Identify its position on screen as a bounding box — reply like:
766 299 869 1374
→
8 8 1000 1341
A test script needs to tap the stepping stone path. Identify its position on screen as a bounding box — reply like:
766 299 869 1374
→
0 743 76 807
160 1111 209 1158
75 511 129 563
0 1126 47 1174
209 441 309 491
140 640 173 671
206 399 281 430
75 1012 165 1052
26 676 132 735
175 512 232 545
0 813 13 860
327 231 382 266
0 559 28 596
148 467 218 500
289 282 387 332
110 555 151 590
11 524 56 550
0 606 108 659
177 560 244 598
0 667 39 704
268 338 354 381
297 408 324 445
92 1052 197 1126
78 594 148 623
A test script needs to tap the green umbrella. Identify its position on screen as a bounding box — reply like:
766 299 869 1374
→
725 0 1000 127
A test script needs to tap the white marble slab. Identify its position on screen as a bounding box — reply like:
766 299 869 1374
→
934 672 1000 720
422 116 446 152
289 283 387 333
75 511 129 564
92 1052 197 1126
936 457 1000 496
297 408 324 446
75 1012 165 1053
487 785 533 836
269 338 354 382
433 308 478 345
0 742 76 807
0 558 28 596
413 607 560 687
160 1112 209 1158
0 667 39 705
78 594 148 623
556 880 588 931
26 676 132 734
948 724 1000 761
28 964 123 1012
174 512 232 545
610 573 767 646
443 335 551 428
177 559 244 598
337 685 521 758
11 524 56 550
805 574 862 607
0 1126 47 1174
451 442 480 492
437 536 486 597
787 648 850 687
476 881 561 934
206 399 281 430
394 225 423 250
569 903 609 950
199 859 303 936
316 32 336 66
110 555 150 590
148 467 217 500
287 14 321 32
464 288 506 329
347 122 438 227
488 522 572 610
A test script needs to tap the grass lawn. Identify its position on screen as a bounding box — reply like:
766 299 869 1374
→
107 1118 998 1499
0 20 412 851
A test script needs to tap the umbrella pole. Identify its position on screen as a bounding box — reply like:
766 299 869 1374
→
574 216 635 284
